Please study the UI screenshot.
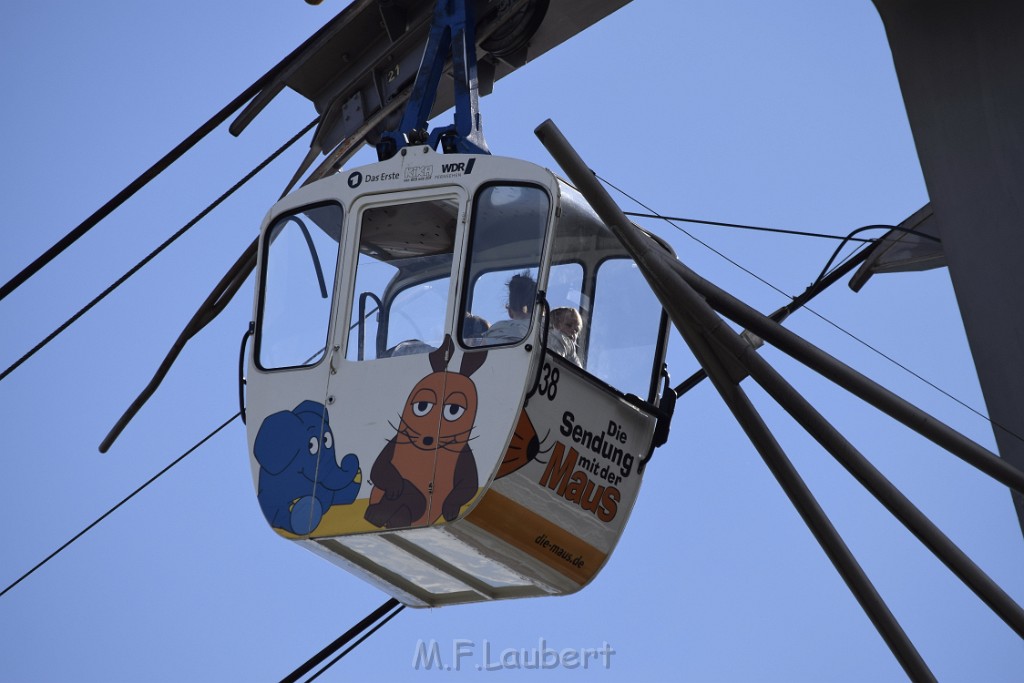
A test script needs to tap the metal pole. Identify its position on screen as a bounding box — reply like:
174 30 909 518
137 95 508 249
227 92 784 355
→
674 254 1024 496
744 333 1024 638
647 233 1024 639
535 118 936 682
684 317 936 682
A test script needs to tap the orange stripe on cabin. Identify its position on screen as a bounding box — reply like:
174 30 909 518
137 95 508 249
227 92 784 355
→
465 490 606 585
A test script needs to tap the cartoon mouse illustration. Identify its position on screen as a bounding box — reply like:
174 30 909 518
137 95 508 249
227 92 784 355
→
254 400 361 535
364 335 485 529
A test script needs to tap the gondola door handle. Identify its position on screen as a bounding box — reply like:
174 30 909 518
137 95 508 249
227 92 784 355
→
238 322 254 424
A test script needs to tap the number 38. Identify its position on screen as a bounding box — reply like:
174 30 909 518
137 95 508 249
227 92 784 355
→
537 362 559 401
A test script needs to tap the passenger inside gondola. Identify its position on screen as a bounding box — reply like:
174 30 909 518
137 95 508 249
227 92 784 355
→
480 272 536 344
462 313 490 339
472 272 583 366
550 306 583 367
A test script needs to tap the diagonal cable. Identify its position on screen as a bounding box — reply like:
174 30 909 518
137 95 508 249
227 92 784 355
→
0 1 354 302
623 211 878 244
280 599 403 683
305 603 406 682
0 118 318 384
602 176 1024 442
0 413 240 599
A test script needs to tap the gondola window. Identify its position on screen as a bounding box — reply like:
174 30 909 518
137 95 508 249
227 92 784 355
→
347 197 460 360
256 203 343 370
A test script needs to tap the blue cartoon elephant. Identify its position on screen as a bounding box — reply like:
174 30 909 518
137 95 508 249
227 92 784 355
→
254 400 360 535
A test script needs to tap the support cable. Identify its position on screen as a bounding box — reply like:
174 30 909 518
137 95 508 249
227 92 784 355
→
0 5 351 302
280 598 404 683
304 603 406 682
673 242 874 398
811 224 940 290
0 413 240 599
611 178 1024 446
0 118 319 385
801 305 1024 446
622 211 879 244
602 176 794 300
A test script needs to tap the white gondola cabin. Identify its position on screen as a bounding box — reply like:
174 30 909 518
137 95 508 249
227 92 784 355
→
245 145 673 606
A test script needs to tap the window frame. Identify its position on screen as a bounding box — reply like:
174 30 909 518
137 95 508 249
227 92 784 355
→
457 181 553 351
341 189 466 362
586 254 668 404
254 200 344 373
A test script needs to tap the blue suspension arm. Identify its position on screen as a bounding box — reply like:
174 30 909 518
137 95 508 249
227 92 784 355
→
377 0 490 158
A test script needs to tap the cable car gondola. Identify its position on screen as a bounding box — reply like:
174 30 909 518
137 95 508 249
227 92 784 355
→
237 0 674 608
244 145 675 606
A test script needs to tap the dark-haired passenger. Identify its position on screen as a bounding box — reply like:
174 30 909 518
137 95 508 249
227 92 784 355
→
480 272 536 344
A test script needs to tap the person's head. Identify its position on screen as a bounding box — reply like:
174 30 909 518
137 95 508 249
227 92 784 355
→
551 307 582 342
506 272 537 320
463 313 490 338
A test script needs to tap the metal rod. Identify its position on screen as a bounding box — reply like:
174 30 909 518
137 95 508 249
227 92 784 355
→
535 118 936 682
674 255 1024 496
99 239 258 452
745 334 1024 637
649 233 1024 639
685 317 936 682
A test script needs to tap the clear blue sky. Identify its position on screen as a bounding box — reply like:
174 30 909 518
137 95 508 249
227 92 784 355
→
2 1 1022 681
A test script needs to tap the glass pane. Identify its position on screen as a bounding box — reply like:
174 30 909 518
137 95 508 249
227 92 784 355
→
461 185 549 348
347 198 459 360
257 204 342 369
464 268 538 345
588 259 663 397
386 271 450 351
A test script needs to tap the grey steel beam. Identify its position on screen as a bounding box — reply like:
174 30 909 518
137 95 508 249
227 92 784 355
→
872 0 1024 539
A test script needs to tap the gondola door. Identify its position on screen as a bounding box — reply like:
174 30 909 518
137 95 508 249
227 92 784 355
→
315 191 470 535
246 200 351 538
